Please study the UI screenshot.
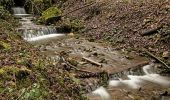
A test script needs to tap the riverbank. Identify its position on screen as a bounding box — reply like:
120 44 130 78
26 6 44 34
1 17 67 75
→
0 0 170 99
0 6 86 99
56 0 170 75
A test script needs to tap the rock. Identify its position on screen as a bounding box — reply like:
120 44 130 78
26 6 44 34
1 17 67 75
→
162 51 169 58
38 7 61 24
68 33 74 37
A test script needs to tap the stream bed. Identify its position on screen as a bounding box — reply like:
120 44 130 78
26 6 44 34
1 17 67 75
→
14 7 170 100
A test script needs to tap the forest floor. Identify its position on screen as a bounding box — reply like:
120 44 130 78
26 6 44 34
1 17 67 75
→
53 0 170 99
0 0 170 99
58 0 170 74
38 35 170 100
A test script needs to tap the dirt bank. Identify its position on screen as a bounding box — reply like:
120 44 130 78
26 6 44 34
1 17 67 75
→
56 0 170 75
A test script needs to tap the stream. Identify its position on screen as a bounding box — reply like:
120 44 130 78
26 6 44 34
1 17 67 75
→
13 7 170 100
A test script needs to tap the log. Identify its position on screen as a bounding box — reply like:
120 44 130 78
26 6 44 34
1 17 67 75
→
143 49 170 69
82 57 102 67
141 26 162 36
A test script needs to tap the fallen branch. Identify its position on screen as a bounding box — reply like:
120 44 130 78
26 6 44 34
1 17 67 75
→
82 57 102 67
61 56 96 74
141 26 162 36
76 73 99 78
143 49 170 69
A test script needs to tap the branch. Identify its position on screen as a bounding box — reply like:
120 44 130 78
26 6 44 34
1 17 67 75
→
82 57 102 67
61 56 96 74
141 26 162 36
143 49 170 69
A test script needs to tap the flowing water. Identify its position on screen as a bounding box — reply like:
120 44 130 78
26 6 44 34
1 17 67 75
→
90 65 170 100
13 7 65 43
13 7 170 100
12 7 31 17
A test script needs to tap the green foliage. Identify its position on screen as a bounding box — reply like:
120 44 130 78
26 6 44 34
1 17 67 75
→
0 6 11 20
20 83 48 99
25 0 52 14
0 0 14 10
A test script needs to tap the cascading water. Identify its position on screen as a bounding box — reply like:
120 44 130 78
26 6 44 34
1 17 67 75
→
12 7 31 17
12 7 26 14
91 64 170 100
14 7 65 43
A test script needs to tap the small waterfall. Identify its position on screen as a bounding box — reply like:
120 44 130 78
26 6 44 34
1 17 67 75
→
23 27 65 42
12 7 26 14
12 7 30 17
23 27 58 39
91 64 170 100
13 7 65 42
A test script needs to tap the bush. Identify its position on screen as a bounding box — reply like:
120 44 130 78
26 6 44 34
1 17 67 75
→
0 6 12 20
0 0 14 10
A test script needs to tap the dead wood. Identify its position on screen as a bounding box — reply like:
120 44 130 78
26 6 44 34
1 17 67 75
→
141 26 162 36
61 56 96 74
143 49 170 69
82 57 102 67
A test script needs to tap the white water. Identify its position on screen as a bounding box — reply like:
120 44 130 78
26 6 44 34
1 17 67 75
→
25 34 65 42
12 7 31 17
12 7 26 14
92 86 111 100
92 64 170 100
14 7 65 42
108 64 170 89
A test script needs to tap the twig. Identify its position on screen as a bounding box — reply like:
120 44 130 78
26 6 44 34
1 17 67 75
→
143 49 170 69
82 57 102 67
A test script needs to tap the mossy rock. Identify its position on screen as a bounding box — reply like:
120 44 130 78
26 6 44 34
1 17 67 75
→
58 18 85 32
0 66 31 80
38 7 61 24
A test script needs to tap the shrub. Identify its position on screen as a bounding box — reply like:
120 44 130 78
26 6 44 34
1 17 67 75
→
0 0 14 10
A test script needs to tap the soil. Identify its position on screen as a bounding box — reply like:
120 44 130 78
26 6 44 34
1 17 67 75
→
0 0 170 99
57 0 170 74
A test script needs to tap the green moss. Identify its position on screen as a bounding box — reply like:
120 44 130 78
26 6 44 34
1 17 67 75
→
60 18 85 32
38 7 61 23
0 41 11 50
0 66 31 80
0 66 19 79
